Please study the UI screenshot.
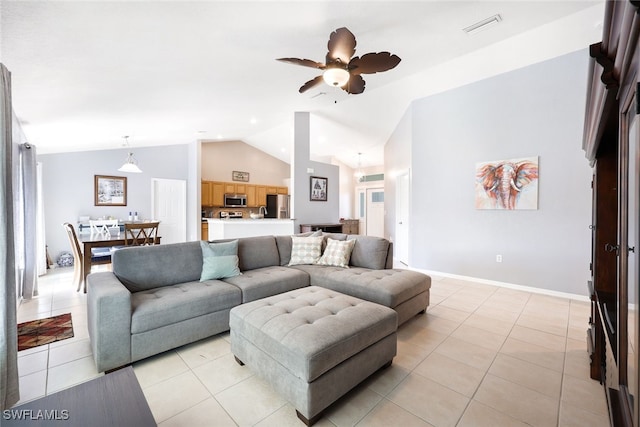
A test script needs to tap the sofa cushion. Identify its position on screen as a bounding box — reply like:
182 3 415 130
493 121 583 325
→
346 235 390 270
131 280 241 334
237 236 280 271
200 240 241 281
296 266 431 309
275 231 324 266
288 235 323 266
223 266 310 303
113 241 203 292
315 238 355 268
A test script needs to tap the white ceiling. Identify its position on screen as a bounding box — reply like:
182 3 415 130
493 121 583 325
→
1 1 604 169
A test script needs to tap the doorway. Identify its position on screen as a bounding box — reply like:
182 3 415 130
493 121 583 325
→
151 178 187 244
357 187 385 238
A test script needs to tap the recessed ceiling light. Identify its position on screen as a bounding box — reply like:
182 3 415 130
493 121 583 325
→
463 14 502 36
217 134 223 139
250 117 257 125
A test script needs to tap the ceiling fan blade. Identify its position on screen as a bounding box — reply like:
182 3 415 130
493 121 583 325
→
326 27 356 64
349 52 401 75
277 58 325 69
299 75 325 93
343 74 365 94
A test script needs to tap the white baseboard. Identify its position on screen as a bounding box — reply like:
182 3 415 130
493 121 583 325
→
406 267 590 303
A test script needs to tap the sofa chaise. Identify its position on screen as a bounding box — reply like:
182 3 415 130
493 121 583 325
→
87 233 431 372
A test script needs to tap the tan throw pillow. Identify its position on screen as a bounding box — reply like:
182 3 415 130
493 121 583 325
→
315 238 356 268
288 235 323 266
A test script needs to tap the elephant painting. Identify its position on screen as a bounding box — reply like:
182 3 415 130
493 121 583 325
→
475 157 539 210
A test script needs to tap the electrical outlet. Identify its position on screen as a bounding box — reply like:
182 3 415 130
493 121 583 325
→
496 254 502 263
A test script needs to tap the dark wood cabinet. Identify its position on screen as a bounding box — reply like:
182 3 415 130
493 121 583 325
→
583 2 640 425
299 223 343 234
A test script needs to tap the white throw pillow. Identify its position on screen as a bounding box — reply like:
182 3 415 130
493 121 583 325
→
315 238 356 268
288 235 323 266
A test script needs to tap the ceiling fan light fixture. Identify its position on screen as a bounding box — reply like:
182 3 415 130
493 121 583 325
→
118 136 142 173
118 152 142 173
323 67 350 87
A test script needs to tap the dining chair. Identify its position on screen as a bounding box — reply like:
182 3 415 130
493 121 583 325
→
89 219 119 235
124 221 160 246
63 222 112 292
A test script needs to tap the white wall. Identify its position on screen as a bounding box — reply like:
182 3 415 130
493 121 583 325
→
386 49 592 296
38 144 191 261
201 140 289 186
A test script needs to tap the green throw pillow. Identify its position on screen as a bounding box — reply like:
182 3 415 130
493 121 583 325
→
200 240 240 281
315 238 356 268
288 235 323 266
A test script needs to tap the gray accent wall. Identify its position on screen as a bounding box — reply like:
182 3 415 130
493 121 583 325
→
386 49 592 295
292 112 339 233
39 144 190 262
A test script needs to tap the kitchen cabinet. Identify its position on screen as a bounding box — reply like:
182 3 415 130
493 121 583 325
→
256 186 267 207
246 185 257 207
211 182 225 207
201 221 208 240
201 180 288 208
224 183 236 194
201 182 212 206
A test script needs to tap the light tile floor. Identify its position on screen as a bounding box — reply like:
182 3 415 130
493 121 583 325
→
14 267 609 426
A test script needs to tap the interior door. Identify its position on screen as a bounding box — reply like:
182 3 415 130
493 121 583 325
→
151 178 187 244
395 171 410 265
366 188 384 238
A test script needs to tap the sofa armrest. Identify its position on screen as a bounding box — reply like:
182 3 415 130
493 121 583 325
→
87 272 132 372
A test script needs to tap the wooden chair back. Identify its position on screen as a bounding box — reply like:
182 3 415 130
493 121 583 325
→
89 219 119 235
124 221 160 246
63 222 84 291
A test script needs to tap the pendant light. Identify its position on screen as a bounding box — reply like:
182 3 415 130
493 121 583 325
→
118 136 142 173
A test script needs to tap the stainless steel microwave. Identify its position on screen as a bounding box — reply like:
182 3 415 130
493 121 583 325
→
224 194 247 208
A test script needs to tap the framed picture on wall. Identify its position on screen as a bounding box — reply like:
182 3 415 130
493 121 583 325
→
232 171 250 182
310 176 328 201
94 175 127 206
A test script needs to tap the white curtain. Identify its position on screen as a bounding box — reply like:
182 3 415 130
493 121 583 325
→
19 142 38 299
0 63 20 410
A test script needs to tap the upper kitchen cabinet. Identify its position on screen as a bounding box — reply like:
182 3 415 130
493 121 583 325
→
246 185 256 207
211 182 225 207
201 181 212 206
201 180 287 207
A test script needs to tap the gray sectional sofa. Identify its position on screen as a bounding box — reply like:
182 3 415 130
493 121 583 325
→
86 233 431 372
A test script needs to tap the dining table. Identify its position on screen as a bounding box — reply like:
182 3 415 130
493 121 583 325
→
78 230 161 291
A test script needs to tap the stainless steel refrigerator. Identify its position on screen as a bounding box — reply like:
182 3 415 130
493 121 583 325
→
265 194 290 218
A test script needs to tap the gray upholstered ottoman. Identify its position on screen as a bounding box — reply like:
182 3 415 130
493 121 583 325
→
229 286 398 425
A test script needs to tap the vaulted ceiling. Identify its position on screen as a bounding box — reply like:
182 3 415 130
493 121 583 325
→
1 1 603 168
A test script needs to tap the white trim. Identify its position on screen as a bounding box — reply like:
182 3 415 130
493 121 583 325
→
407 266 590 303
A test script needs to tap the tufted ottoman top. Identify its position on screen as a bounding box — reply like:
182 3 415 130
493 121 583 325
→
230 286 397 383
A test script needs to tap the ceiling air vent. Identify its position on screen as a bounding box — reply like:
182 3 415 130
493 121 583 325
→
463 14 502 36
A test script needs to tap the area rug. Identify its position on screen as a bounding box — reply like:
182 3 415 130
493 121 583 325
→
17 313 74 351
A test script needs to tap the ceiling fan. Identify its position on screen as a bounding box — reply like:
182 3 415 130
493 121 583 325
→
277 27 401 95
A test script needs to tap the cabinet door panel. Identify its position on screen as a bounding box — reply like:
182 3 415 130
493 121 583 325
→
256 186 267 206
225 183 236 194
246 185 257 207
212 182 225 207
201 182 212 206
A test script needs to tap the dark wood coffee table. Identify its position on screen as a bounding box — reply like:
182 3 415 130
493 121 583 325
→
3 367 155 426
